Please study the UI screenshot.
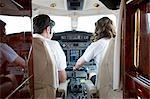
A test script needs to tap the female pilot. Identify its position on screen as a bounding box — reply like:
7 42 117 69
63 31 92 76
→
74 17 116 84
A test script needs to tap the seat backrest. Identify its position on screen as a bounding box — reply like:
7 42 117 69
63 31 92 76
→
32 36 58 99
96 38 115 98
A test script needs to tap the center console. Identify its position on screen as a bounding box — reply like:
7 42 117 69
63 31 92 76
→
53 30 96 98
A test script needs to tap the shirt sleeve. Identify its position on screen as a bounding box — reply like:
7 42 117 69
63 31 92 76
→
81 40 105 63
1 44 18 63
81 43 96 62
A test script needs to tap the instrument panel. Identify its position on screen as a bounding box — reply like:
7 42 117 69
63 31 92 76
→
53 30 96 72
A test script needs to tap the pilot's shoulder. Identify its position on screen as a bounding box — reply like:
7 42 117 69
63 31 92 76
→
50 40 59 44
48 40 60 47
0 43 11 49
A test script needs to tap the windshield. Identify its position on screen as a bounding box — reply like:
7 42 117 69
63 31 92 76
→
0 15 31 35
50 16 71 33
50 14 116 33
0 14 116 34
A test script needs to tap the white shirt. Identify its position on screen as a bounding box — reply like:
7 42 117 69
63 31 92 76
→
81 38 111 73
33 34 67 71
0 43 18 67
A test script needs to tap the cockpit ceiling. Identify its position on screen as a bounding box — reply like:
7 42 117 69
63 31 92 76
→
0 0 31 16
32 0 120 16
0 0 120 16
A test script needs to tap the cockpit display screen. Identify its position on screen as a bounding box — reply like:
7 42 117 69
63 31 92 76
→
70 49 80 62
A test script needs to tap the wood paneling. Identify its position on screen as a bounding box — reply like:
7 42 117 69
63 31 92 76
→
123 0 150 98
7 32 32 59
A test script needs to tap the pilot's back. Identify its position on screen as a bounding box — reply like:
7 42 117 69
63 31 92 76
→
45 39 67 71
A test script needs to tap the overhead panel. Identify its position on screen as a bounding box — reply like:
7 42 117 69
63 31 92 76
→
99 0 121 10
67 0 84 10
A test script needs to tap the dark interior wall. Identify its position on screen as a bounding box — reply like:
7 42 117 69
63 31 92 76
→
123 0 150 98
0 0 31 16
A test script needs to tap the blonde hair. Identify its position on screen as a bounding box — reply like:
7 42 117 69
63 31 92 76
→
91 17 116 42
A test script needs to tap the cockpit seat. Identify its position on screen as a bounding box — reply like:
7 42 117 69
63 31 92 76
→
85 38 122 99
32 36 68 99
